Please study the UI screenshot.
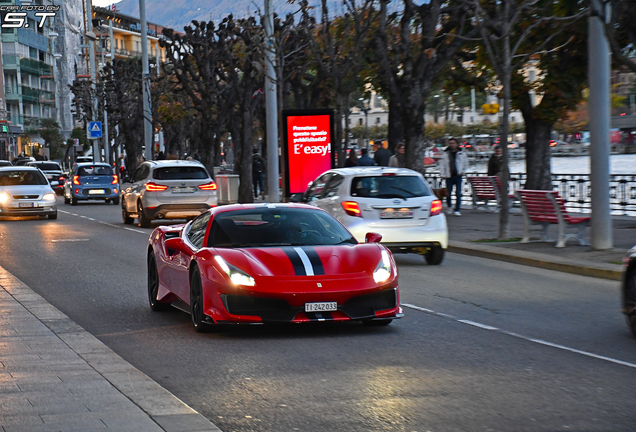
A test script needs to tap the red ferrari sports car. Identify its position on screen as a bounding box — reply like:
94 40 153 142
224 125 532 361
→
147 203 402 331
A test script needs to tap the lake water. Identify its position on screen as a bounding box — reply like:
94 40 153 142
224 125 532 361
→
467 154 636 175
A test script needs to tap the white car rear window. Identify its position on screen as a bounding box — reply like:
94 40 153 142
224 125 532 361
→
351 175 431 199
153 167 209 180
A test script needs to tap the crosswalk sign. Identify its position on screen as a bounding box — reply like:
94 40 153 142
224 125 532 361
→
88 121 102 139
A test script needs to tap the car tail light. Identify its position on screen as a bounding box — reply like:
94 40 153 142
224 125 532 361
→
198 181 217 190
58 176 65 182
111 175 118 184
74 189 79 194
145 182 168 192
342 201 362 217
430 200 443 216
382 173 396 176
72 175 80 185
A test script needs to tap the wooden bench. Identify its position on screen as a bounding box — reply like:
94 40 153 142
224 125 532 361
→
467 176 513 211
514 189 590 248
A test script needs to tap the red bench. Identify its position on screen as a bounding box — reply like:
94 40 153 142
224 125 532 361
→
467 176 513 211
514 189 590 248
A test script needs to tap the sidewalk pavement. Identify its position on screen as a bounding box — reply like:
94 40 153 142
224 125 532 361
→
0 266 221 432
445 206 633 281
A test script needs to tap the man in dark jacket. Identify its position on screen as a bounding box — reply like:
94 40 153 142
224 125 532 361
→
357 148 376 166
487 146 502 176
252 148 265 198
373 142 392 166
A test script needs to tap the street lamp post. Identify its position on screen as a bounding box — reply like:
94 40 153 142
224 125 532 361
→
139 0 153 161
359 97 369 150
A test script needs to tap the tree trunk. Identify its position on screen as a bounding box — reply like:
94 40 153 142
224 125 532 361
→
498 42 511 240
234 108 254 204
402 103 425 173
523 117 553 190
387 97 403 152
343 93 351 167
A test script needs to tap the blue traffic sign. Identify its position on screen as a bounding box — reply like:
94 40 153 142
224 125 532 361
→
88 121 102 139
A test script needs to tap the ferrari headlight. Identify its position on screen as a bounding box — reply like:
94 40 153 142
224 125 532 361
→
373 250 392 283
214 255 256 287
0 191 10 204
42 193 56 201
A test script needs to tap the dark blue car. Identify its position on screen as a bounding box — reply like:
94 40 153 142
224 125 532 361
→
63 163 120 205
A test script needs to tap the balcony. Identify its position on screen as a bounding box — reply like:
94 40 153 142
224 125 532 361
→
17 28 49 52
20 57 52 76
2 54 19 70
7 114 24 125
115 48 131 57
23 116 41 128
20 85 40 104
4 86 21 100
39 89 55 104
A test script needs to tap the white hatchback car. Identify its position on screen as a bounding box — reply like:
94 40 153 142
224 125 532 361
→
295 167 448 264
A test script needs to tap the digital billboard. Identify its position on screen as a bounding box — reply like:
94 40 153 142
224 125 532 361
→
282 109 335 196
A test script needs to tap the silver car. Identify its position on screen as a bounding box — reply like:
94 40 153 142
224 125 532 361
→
28 161 65 195
294 167 448 265
0 166 58 219
121 160 218 228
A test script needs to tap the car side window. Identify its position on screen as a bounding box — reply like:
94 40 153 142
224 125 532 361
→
306 173 331 201
187 212 211 249
322 174 344 198
133 165 149 182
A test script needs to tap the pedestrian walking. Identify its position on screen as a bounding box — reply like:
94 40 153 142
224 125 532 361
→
487 145 502 176
357 148 376 166
373 142 392 166
439 137 468 216
252 148 265 199
388 143 406 168
345 148 358 167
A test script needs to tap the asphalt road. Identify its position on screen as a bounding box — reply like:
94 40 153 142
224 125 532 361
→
1 198 635 432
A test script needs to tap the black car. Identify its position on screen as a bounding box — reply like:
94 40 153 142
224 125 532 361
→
28 162 66 195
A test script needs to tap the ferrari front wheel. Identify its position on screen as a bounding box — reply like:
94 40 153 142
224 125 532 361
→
190 267 211 333
148 253 170 311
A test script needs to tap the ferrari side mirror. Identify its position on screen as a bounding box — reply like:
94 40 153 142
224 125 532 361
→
365 232 382 243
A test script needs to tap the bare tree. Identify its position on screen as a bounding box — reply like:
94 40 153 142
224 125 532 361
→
472 0 586 239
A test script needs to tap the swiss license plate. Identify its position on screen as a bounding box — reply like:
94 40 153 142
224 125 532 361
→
380 210 414 219
18 202 34 208
88 189 105 195
172 187 194 194
305 302 338 312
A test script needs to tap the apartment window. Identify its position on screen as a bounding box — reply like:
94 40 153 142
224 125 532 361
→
511 116 516 123
359 118 363 126
470 116 474 123
376 117 380 124
29 47 37 58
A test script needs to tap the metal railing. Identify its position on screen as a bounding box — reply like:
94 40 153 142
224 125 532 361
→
425 172 636 215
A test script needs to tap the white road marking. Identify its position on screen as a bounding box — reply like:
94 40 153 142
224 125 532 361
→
402 303 636 370
51 239 89 243
457 319 498 331
294 247 314 276
124 227 146 234
56 209 147 234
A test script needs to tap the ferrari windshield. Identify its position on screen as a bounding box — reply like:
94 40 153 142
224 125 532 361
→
208 208 357 247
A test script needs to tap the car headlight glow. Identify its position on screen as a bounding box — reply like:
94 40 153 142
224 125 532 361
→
42 193 56 201
373 250 392 283
0 191 10 204
214 255 256 287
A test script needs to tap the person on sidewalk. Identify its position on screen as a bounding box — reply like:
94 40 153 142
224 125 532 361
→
357 148 376 166
439 137 468 216
252 148 265 199
373 142 392 166
389 143 406 168
487 145 502 176
345 148 358 167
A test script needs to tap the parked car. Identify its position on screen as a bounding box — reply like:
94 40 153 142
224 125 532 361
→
147 203 402 331
75 156 93 163
64 162 120 205
0 166 57 219
292 167 448 265
120 160 218 228
12 156 35 166
28 161 66 195
0 160 12 167
622 247 636 338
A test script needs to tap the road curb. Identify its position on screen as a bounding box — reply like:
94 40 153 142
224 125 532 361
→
448 240 624 281
0 266 222 432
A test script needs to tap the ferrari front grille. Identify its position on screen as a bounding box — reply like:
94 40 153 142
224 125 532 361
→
221 294 298 322
340 288 397 320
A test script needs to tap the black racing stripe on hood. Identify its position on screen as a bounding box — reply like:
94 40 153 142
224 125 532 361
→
282 247 306 276
302 247 325 275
